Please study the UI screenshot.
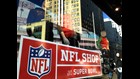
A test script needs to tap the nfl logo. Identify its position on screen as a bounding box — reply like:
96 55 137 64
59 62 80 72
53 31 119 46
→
27 45 52 78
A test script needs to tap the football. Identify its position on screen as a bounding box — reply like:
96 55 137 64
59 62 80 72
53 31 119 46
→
38 49 44 56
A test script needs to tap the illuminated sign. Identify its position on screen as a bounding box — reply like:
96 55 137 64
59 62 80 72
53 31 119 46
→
17 36 102 79
17 36 56 79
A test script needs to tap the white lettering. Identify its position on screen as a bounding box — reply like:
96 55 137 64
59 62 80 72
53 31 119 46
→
95 55 99 63
73 68 87 75
82 53 99 63
69 51 75 61
61 50 68 61
60 50 99 63
61 50 80 62
75 52 80 62
87 54 92 62
82 53 86 62
88 68 97 74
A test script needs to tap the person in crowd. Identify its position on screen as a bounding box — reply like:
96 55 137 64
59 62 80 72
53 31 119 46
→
115 53 122 79
97 30 110 62
108 58 115 79
96 31 110 78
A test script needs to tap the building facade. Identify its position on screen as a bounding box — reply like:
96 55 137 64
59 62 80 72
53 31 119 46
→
44 0 104 35
104 18 122 59
81 0 104 36
44 0 82 33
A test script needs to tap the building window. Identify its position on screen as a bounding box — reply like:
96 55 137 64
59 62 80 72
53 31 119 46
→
54 1 56 4
77 8 79 11
66 2 69 5
54 9 56 12
71 1 73 3
66 6 68 9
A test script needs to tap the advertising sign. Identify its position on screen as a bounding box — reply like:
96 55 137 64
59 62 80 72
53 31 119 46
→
17 36 56 79
57 45 102 79
17 36 102 79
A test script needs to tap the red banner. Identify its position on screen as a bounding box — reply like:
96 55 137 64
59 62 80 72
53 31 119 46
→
17 36 102 79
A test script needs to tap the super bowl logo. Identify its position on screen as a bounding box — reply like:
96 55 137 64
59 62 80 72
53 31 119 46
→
27 45 52 78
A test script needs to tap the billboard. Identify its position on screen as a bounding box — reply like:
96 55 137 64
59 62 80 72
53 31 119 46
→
17 36 102 79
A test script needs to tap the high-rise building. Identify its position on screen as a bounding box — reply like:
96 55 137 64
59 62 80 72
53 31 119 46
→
104 18 122 44
104 18 122 59
44 0 104 35
81 0 104 36
44 0 82 33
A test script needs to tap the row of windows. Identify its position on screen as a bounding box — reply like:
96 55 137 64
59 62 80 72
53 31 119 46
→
71 13 79 17
71 8 79 12
72 22 80 26
46 6 52 10
53 7 79 13
71 0 79 3
82 25 93 32
46 0 80 8
64 2 69 5
80 46 95 50
71 3 79 8
49 15 80 22
63 6 70 10
74 28 80 32
72 18 80 22
82 19 93 26
80 40 95 43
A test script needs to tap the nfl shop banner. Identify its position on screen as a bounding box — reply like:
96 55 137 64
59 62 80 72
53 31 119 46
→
17 36 102 79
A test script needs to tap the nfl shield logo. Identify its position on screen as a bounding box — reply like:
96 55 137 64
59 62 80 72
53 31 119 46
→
27 45 52 78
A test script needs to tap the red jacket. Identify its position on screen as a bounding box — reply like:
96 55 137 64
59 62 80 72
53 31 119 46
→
61 27 75 38
97 37 109 50
100 37 109 50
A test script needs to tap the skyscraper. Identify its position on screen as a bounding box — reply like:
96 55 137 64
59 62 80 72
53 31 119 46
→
44 0 82 33
44 0 104 35
104 18 122 59
81 0 104 36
